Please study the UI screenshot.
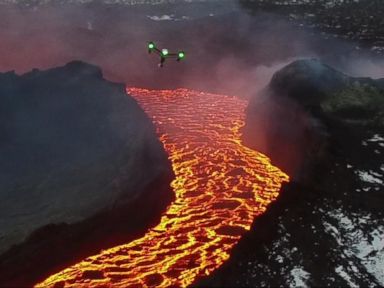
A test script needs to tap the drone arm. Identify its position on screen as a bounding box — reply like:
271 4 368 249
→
149 47 162 54
165 53 179 58
159 57 165 68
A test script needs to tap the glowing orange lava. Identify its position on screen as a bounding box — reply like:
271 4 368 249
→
36 88 289 288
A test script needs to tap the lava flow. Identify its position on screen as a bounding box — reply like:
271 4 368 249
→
36 88 289 288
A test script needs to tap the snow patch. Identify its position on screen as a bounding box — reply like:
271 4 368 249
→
323 221 343 246
147 14 173 21
367 134 384 143
355 227 384 284
327 209 384 285
335 266 359 288
365 134 384 149
147 14 190 21
356 170 383 185
290 267 310 288
276 255 284 263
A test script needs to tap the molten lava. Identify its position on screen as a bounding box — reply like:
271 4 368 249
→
36 88 289 288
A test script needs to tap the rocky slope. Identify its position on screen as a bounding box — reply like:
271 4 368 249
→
0 61 174 286
240 0 384 55
196 59 384 287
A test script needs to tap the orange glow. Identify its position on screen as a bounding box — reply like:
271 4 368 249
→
36 88 289 288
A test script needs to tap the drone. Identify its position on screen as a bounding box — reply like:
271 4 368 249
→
147 41 185 67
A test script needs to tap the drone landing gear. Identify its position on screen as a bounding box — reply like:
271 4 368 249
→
158 57 165 68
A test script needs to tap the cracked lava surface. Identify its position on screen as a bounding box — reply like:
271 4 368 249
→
36 88 289 288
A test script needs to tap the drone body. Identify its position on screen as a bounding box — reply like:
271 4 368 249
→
148 41 185 67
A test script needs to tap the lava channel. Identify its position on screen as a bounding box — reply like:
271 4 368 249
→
36 88 289 288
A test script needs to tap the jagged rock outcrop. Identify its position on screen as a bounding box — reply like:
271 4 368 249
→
269 59 384 125
243 58 384 178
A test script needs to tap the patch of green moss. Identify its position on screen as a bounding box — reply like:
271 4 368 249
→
321 82 384 125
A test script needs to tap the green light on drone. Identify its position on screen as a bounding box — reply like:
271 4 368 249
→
178 52 185 59
148 42 155 49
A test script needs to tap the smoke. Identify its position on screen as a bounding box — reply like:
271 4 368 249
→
0 0 383 176
339 57 384 79
0 2 382 88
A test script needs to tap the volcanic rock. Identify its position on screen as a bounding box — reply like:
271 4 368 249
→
196 59 384 287
269 59 384 126
243 58 384 178
0 61 174 286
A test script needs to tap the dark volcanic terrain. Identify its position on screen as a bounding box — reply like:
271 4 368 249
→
240 0 384 55
196 59 384 287
0 1 383 287
0 61 174 286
